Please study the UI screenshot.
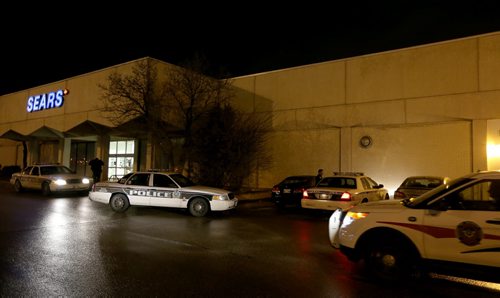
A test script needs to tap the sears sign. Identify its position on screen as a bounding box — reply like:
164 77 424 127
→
27 89 69 113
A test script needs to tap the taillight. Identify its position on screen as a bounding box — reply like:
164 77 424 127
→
394 191 405 199
303 190 309 199
272 185 279 193
340 192 351 201
295 187 305 193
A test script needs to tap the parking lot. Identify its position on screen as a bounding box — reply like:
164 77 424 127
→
0 181 499 297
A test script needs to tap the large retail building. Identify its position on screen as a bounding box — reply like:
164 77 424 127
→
2 31 500 195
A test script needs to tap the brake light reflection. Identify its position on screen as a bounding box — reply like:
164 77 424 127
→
340 192 351 201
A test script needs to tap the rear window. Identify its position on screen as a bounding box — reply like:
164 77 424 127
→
281 176 314 185
403 177 443 188
318 177 357 189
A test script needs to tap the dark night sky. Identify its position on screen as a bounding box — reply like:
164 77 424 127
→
2 2 500 96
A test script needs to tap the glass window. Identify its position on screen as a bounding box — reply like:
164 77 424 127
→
126 140 134 154
23 166 33 175
109 142 117 154
439 180 499 211
117 141 126 154
31 167 39 175
153 174 178 188
127 173 150 186
108 140 135 181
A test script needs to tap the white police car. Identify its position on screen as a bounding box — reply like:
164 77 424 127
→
302 172 389 211
329 171 500 283
89 171 238 217
10 164 92 196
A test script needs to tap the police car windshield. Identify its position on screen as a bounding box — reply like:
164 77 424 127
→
169 174 196 187
41 166 73 175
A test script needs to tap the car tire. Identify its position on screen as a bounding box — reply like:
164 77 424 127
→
363 234 421 281
42 182 51 196
14 180 23 192
109 193 130 213
189 197 209 217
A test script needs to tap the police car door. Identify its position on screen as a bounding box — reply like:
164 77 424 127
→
422 180 500 268
124 173 151 206
360 177 377 201
151 173 182 207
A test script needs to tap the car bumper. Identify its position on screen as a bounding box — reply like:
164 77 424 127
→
301 199 355 211
89 192 111 204
51 183 91 192
211 198 238 211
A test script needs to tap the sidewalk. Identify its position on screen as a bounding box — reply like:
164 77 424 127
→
235 189 271 201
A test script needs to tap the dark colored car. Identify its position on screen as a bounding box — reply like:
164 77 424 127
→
271 175 317 207
393 175 450 199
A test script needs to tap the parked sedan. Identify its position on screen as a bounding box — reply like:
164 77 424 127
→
10 164 92 196
393 175 450 200
89 171 238 217
302 172 389 211
271 175 317 207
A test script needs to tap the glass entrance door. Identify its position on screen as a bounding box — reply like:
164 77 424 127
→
70 141 95 177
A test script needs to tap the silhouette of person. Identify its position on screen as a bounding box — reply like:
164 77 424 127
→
488 181 500 210
316 169 324 185
89 157 104 183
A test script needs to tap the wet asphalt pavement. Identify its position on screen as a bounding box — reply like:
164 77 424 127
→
0 182 499 297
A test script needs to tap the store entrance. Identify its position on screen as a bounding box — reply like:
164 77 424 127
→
70 141 95 177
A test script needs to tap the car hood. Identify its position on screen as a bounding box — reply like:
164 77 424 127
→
349 199 404 213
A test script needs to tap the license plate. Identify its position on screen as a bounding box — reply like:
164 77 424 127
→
283 189 291 193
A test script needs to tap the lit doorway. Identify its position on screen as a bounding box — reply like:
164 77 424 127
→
70 141 95 176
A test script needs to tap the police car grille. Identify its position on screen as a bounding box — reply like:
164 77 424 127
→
67 179 82 184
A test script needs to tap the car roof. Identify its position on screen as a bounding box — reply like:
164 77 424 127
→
404 175 446 179
129 171 179 175
465 170 500 180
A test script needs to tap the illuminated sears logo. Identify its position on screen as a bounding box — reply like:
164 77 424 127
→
27 89 69 112
456 221 483 246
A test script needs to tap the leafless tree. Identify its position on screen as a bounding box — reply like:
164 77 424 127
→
98 56 271 189
98 59 176 169
162 55 233 176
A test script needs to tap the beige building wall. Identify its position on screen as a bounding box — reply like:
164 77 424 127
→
3 33 500 194
233 31 500 194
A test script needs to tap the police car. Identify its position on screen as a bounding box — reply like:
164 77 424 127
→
89 171 238 217
328 171 500 283
10 164 92 196
302 172 389 211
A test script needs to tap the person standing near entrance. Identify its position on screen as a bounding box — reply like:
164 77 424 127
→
89 157 104 183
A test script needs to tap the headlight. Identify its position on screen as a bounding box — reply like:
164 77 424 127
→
54 179 67 186
212 195 228 201
346 211 369 220
82 178 90 184
342 211 369 227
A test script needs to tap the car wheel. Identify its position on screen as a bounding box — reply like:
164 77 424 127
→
363 235 420 281
189 197 209 217
42 182 51 196
14 180 23 192
109 193 130 213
